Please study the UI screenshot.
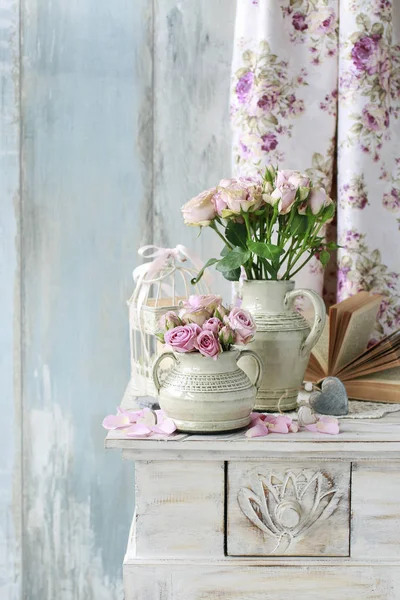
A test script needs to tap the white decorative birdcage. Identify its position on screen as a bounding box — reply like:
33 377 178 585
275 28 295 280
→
128 245 209 400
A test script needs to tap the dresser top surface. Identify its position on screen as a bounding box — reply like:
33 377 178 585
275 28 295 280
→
105 390 400 459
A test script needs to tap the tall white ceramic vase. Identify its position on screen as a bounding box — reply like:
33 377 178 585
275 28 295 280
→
239 280 326 411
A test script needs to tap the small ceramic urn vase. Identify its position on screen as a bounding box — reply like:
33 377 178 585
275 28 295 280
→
152 349 263 433
239 280 326 412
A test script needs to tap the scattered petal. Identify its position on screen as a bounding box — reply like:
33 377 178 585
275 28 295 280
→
124 423 152 437
155 409 167 422
117 406 143 422
316 416 340 435
305 416 340 435
246 422 269 437
152 418 177 435
137 408 157 427
289 422 299 433
102 414 131 430
267 421 290 434
250 412 262 425
265 415 292 433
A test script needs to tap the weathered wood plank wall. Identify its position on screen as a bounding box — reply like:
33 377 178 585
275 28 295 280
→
1 0 21 597
1 0 235 598
153 0 235 295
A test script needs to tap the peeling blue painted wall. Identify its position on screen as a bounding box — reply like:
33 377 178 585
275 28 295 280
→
0 0 234 597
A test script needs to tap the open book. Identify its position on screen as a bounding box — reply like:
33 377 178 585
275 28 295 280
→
305 291 400 403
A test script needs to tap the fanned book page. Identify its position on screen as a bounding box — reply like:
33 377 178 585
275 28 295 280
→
344 367 400 403
329 292 382 373
306 291 400 402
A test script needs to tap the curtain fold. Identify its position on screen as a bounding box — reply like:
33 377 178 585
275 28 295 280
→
231 0 400 337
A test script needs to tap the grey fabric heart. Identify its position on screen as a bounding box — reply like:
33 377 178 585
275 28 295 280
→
309 377 349 416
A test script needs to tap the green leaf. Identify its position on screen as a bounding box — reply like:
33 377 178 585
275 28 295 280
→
222 268 241 282
259 258 277 278
326 241 339 250
247 240 284 260
319 250 331 267
225 220 248 249
312 153 325 169
220 245 230 257
289 213 309 236
356 13 371 30
350 123 363 134
191 258 219 284
215 247 251 273
321 202 336 222
242 50 256 67
371 22 384 36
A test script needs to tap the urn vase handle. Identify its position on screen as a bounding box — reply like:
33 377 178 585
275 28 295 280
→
237 349 263 390
152 352 177 394
284 288 326 359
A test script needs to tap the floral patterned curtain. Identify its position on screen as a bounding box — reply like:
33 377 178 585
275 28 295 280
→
231 0 400 338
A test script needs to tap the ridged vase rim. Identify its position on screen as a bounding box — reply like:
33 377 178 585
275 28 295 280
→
242 280 295 286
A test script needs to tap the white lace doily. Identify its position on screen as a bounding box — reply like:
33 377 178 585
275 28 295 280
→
282 400 400 420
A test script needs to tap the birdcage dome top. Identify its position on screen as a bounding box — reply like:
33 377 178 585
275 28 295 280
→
129 244 209 333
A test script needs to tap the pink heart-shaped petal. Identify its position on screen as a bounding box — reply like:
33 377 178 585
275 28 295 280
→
102 414 131 430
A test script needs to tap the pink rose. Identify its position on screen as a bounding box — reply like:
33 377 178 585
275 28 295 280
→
271 182 297 214
275 169 296 188
180 294 222 326
309 187 329 215
203 317 223 334
195 330 221 359
219 325 236 349
212 191 228 216
361 103 386 132
164 325 199 352
216 178 264 216
159 311 181 331
183 294 222 312
181 188 217 226
215 303 229 319
227 307 256 344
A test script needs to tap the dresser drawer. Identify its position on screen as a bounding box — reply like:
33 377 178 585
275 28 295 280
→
226 461 351 557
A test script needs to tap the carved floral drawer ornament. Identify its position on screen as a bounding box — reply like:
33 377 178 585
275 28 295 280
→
237 470 342 554
227 462 351 557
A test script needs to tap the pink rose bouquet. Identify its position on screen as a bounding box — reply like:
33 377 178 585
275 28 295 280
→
156 294 256 359
181 166 337 283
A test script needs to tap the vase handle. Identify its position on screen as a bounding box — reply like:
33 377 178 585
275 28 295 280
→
284 288 326 359
237 349 264 390
152 352 177 394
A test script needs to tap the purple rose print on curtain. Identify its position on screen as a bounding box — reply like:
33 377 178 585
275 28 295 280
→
231 0 400 336
236 72 254 103
231 0 338 296
337 0 400 336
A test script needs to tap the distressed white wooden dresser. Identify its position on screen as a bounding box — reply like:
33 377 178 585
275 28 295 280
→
106 408 400 599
